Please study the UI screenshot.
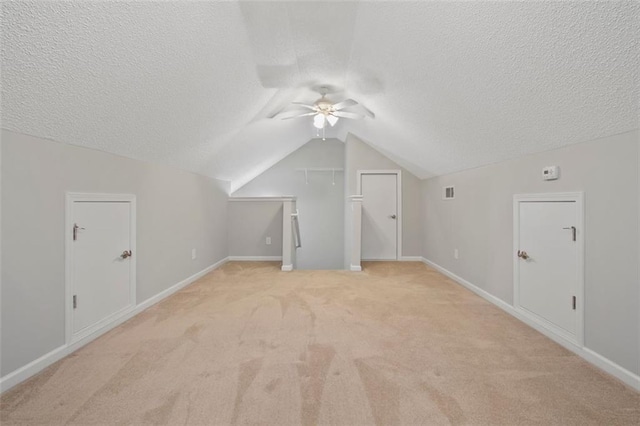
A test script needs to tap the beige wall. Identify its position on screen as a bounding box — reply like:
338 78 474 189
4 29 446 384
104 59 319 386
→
228 201 283 258
233 139 345 270
344 133 423 265
232 136 422 270
1 130 229 376
421 130 639 374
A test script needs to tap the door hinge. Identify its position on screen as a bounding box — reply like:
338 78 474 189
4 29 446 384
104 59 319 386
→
572 296 576 310
73 295 77 309
73 223 85 241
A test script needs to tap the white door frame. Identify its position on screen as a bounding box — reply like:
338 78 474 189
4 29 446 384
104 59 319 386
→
65 192 137 344
513 192 585 347
357 170 402 260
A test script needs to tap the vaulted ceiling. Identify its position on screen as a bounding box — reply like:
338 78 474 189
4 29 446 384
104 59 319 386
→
2 1 638 192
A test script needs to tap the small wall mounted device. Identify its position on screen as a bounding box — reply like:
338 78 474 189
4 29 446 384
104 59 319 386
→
442 185 455 200
542 166 560 181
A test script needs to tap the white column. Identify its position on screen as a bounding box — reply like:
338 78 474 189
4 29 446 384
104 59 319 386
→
349 195 363 271
281 198 296 271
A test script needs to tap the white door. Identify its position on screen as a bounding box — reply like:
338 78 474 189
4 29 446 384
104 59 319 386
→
517 201 579 339
71 201 134 336
361 174 398 260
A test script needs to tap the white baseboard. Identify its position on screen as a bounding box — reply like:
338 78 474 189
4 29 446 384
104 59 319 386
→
350 264 362 271
581 348 640 391
135 257 229 311
422 258 515 313
228 256 282 261
421 257 640 392
399 256 422 261
361 257 421 262
0 257 229 394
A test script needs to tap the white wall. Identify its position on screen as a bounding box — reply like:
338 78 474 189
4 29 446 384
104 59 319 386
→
232 139 344 269
421 130 639 374
344 133 423 268
1 130 229 377
228 201 283 258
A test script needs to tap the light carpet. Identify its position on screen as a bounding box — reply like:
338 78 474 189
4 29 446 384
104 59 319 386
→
1 261 639 425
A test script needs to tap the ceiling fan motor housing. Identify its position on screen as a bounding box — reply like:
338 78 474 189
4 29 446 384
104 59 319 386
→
315 98 334 114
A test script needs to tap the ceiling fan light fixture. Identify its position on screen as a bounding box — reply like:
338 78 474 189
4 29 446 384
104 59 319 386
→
313 114 326 129
326 115 339 127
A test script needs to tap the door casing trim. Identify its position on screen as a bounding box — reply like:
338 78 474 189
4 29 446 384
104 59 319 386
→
65 192 137 345
357 170 402 260
513 192 585 347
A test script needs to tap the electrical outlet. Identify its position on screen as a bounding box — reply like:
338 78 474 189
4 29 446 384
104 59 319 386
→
191 249 197 260
266 237 271 245
454 249 459 259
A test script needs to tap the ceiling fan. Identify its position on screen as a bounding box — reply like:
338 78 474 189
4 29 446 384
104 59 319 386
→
279 87 366 129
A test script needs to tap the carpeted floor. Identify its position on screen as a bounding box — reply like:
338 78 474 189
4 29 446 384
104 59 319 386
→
1 261 639 425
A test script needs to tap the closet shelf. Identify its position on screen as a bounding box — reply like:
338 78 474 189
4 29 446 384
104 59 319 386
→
294 168 344 172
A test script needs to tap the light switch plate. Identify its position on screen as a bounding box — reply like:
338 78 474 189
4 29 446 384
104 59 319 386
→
542 166 560 180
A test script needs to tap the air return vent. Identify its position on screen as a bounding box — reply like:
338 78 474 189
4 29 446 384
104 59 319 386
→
442 186 455 200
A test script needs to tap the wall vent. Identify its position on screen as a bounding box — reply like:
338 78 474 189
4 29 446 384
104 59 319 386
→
442 186 455 200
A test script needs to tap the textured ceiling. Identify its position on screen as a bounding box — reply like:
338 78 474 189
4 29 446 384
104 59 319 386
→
2 1 639 192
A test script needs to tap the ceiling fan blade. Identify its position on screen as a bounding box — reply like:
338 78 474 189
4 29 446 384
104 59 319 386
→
332 111 365 120
332 99 358 110
360 104 376 118
281 111 317 120
277 110 307 119
291 102 317 111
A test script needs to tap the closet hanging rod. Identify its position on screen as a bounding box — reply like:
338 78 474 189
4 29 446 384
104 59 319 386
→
294 168 344 172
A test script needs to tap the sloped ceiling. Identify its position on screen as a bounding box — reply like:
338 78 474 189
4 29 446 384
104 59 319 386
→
2 1 639 192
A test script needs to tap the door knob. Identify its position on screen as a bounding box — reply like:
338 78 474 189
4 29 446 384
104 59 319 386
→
121 250 132 259
390 214 397 219
517 250 529 260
